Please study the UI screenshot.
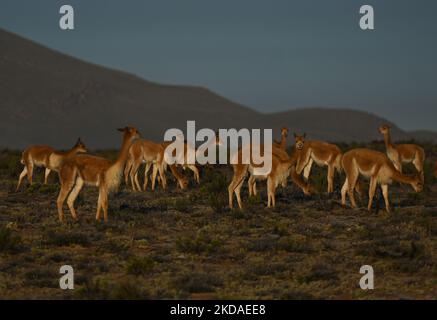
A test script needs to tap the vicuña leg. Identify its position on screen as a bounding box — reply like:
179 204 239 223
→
124 159 133 185
130 160 141 191
16 166 28 192
267 177 276 208
151 163 159 191
26 162 34 185
347 171 359 208
412 157 424 183
188 165 200 184
367 176 378 211
327 164 335 194
158 162 167 190
228 165 247 209
341 178 348 207
303 158 313 181
381 184 390 213
44 168 51 185
57 181 74 222
234 177 245 209
143 162 152 190
248 175 256 196
96 187 109 221
66 176 84 220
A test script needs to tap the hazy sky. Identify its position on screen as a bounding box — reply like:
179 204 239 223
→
1 0 436 131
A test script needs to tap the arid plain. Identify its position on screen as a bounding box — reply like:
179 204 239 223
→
0 140 436 300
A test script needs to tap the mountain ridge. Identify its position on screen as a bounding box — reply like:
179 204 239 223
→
1 28 436 149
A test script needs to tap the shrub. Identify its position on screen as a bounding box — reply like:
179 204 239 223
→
298 263 339 284
126 256 155 275
173 197 191 213
0 150 22 177
44 230 94 247
111 280 150 299
0 226 23 253
23 268 57 287
199 169 228 213
246 236 279 252
156 198 169 213
281 290 316 300
277 235 313 253
176 233 223 254
172 271 223 293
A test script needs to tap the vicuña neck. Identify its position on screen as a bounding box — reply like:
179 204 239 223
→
280 134 287 149
391 168 415 185
383 131 394 150
113 135 132 169
66 147 79 157
105 134 134 191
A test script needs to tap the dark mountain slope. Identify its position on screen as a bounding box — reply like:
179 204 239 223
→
0 28 435 149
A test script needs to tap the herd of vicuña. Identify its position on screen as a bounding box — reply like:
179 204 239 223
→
16 124 433 222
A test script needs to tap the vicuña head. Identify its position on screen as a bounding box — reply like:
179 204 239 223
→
409 174 424 193
281 127 289 137
378 124 391 135
73 138 88 154
293 133 306 150
301 182 315 196
117 126 141 140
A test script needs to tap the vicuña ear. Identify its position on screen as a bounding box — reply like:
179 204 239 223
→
77 137 82 143
303 133 306 138
117 127 126 132
293 133 297 138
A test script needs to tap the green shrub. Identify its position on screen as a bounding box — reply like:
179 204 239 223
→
23 268 57 288
0 150 22 177
199 169 228 213
126 256 155 275
172 271 223 293
173 197 191 213
76 276 150 299
156 198 169 213
176 233 223 254
277 235 313 253
44 230 94 247
0 226 23 253
297 263 339 284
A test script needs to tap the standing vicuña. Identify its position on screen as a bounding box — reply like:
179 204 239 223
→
16 138 87 191
379 124 425 182
124 139 168 191
294 133 342 194
228 145 312 209
341 148 423 213
57 127 140 222
124 140 190 190
273 127 289 150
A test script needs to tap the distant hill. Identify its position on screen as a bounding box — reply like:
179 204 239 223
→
0 28 435 149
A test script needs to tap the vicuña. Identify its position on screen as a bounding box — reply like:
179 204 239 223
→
341 148 423 213
56 127 140 222
294 133 342 194
228 143 312 209
16 138 87 192
379 124 425 182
